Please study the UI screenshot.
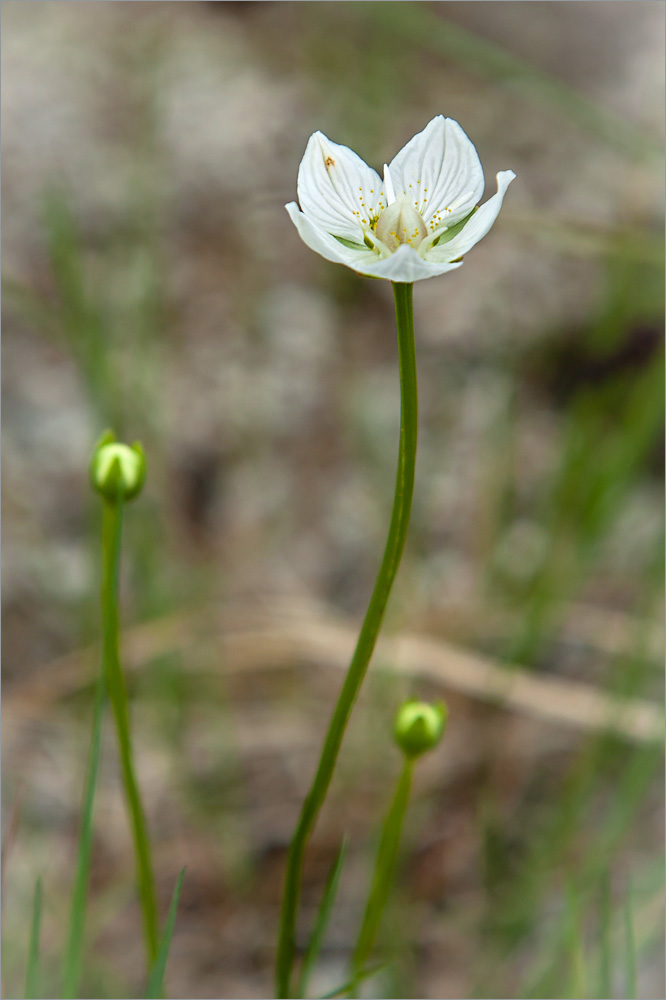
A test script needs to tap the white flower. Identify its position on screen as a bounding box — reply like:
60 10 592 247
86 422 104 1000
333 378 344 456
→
286 116 515 283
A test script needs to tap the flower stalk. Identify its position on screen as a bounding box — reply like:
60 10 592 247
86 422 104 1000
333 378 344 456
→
100 495 159 970
275 281 418 999
349 700 448 994
88 433 159 973
348 757 413 995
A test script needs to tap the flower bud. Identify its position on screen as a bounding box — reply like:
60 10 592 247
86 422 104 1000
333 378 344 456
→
89 431 146 503
394 700 447 758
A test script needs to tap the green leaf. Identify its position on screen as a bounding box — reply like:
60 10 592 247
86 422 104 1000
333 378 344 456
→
24 877 43 1000
146 867 186 999
297 838 349 999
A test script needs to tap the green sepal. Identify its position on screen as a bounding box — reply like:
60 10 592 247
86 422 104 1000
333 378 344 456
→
333 234 371 252
433 206 477 246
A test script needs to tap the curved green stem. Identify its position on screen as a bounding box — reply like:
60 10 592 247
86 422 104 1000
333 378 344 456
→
275 282 418 999
349 757 414 994
102 499 159 970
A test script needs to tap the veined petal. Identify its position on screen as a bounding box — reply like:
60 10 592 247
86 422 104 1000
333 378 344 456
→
426 170 515 263
285 202 373 269
352 244 464 283
388 116 485 231
297 131 384 243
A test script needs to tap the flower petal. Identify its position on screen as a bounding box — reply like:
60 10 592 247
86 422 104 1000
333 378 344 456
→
285 202 373 269
426 171 515 263
352 244 463 282
388 116 485 230
297 131 384 243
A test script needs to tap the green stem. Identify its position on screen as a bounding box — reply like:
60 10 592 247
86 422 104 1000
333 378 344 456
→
101 499 159 969
275 282 418 999
350 757 414 992
61 668 105 998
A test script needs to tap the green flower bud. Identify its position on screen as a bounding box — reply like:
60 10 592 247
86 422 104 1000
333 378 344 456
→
394 700 447 758
89 431 146 503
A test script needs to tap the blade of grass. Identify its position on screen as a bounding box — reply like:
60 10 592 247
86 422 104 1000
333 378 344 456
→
41 190 113 423
598 873 613 1000
565 880 587 1000
297 838 349 999
24 877 43 1000
145 867 186 1000
516 739 661 1000
61 672 106 999
624 881 637 1000
318 963 386 999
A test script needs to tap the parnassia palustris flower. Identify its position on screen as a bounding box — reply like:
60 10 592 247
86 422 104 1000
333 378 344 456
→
286 115 515 282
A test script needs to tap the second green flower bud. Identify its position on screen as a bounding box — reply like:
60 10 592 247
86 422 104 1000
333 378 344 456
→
90 432 146 503
394 699 448 758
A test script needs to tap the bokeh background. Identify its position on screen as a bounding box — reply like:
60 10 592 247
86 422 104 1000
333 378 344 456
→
2 3 664 998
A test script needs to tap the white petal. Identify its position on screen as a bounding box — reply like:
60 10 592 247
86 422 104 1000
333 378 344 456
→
388 116 485 229
427 171 515 263
285 202 373 269
383 163 396 205
297 131 384 243
352 245 463 283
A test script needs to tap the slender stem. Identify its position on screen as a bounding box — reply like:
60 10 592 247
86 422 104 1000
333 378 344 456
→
350 757 414 992
61 668 105 998
275 282 418 998
101 499 159 969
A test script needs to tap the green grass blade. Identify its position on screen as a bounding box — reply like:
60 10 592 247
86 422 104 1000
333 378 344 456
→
565 880 587 1000
598 874 613 999
318 963 386 999
24 877 43 1000
61 672 106 998
624 882 637 1000
41 190 116 426
297 838 349 999
146 867 186 1000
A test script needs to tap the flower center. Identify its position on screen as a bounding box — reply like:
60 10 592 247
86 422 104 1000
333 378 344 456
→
375 197 428 252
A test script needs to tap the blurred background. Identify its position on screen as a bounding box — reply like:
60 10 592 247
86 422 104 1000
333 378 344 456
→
2 2 664 998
